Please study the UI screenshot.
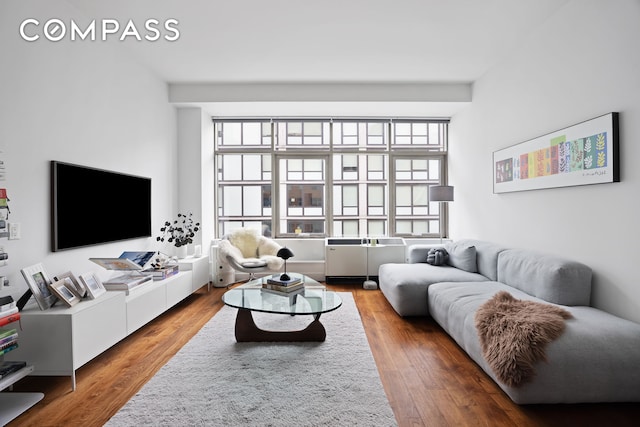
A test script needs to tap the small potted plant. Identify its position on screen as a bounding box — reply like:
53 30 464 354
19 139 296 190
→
157 212 200 258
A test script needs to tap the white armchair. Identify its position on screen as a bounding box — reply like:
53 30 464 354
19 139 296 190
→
218 228 284 283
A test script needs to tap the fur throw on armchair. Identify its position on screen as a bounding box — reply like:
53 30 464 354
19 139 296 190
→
219 228 284 270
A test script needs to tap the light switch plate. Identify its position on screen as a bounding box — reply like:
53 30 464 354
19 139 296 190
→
8 222 20 240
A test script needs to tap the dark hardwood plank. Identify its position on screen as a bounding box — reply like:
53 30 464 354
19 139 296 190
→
5 283 640 426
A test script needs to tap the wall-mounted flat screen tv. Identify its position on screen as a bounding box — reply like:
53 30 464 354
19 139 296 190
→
51 161 152 251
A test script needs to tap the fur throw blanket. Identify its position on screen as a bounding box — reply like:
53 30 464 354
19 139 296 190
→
474 291 573 387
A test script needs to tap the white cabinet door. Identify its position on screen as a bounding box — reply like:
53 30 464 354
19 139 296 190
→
325 245 366 276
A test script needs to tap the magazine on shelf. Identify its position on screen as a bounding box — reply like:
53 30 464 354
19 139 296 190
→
119 251 157 269
90 257 143 271
0 306 18 318
0 328 17 339
103 273 154 295
0 361 27 379
0 332 18 346
0 337 17 351
0 296 16 313
0 342 18 356
142 264 179 280
0 312 20 327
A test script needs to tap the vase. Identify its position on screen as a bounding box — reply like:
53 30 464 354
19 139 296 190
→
175 245 188 259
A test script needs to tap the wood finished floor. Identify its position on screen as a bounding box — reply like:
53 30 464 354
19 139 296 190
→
6 283 640 427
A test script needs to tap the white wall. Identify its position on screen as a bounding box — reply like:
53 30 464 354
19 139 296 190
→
449 0 640 322
0 1 178 301
177 107 215 254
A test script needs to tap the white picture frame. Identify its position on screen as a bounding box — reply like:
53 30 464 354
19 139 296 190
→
48 278 81 307
79 272 107 300
20 263 57 310
55 271 86 298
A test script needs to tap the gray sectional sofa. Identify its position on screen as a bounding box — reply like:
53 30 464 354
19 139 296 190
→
378 239 640 404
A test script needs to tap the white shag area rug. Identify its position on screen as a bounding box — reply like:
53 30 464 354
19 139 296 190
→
106 292 397 426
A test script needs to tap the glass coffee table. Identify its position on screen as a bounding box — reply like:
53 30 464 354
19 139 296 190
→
222 274 342 342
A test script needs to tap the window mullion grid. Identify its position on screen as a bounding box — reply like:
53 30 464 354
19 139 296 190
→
213 118 448 238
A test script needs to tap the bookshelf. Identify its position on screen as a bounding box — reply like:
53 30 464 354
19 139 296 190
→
0 314 43 425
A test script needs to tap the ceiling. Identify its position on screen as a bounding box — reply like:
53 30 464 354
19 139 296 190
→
65 0 569 116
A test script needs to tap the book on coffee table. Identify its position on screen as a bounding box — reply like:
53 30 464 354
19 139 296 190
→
262 281 304 293
266 274 303 287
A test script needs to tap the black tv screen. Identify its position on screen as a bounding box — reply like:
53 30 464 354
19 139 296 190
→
51 161 152 251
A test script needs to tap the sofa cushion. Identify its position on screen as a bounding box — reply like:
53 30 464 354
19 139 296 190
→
456 239 508 281
378 262 488 316
497 249 592 306
445 241 477 273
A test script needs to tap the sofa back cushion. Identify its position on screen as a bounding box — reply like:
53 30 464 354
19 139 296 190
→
497 249 592 306
445 241 477 273
455 239 508 281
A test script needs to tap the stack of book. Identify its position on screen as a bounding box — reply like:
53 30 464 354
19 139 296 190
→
0 297 19 328
0 296 21 359
103 273 154 295
0 328 18 357
142 264 179 280
262 274 304 294
0 360 27 379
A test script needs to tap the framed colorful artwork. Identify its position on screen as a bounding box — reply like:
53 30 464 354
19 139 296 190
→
493 112 619 193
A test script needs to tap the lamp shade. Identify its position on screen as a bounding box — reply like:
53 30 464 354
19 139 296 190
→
429 185 454 202
277 247 294 281
277 247 294 260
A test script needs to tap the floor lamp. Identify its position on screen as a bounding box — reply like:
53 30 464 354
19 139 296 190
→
429 185 454 243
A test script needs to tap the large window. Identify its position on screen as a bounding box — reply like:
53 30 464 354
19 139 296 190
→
214 118 449 238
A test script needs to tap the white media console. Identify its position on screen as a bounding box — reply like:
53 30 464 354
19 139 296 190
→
5 256 209 391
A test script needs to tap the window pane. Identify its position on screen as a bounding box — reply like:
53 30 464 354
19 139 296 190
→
243 155 262 181
413 123 427 136
413 185 428 205
223 187 242 216
288 122 302 135
243 123 262 145
396 186 411 206
243 186 262 216
342 220 359 237
221 123 241 146
343 185 358 207
368 185 383 206
413 220 429 234
288 159 302 171
368 220 385 236
396 220 411 234
280 157 326 235
305 122 322 135
223 155 242 181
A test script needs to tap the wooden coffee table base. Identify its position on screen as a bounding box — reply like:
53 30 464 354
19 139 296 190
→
234 308 327 342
